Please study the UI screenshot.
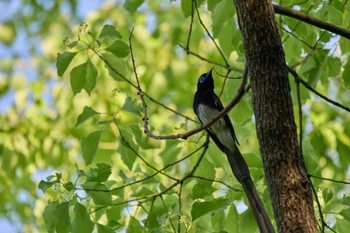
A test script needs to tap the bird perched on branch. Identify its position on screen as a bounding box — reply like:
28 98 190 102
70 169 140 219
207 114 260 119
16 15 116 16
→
193 69 274 233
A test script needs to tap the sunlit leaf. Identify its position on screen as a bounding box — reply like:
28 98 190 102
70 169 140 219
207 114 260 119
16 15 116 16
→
123 0 145 13
53 202 72 233
191 198 231 221
106 40 130 58
97 223 115 233
83 182 113 205
57 52 77 77
72 203 94 233
75 106 99 127
81 131 102 165
99 24 122 39
43 202 58 233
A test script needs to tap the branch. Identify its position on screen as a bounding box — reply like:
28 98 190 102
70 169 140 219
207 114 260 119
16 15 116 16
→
129 29 249 140
273 4 350 40
288 67 350 112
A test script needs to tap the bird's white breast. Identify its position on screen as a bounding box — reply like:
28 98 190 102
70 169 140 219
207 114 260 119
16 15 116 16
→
197 105 236 151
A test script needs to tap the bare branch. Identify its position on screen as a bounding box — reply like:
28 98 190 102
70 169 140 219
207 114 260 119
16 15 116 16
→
288 67 350 112
274 4 350 40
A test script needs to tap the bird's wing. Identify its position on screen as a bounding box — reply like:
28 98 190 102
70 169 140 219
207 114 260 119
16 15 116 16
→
213 94 240 145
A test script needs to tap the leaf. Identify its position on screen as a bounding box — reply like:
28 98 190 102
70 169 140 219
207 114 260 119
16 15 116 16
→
81 131 102 165
122 96 142 115
75 106 99 127
86 163 112 182
83 182 113 205
70 61 98 95
84 60 98 95
43 202 58 233
70 62 87 95
342 60 350 88
53 202 72 233
340 208 350 221
191 198 231 221
119 140 137 170
106 40 130 58
72 203 94 233
126 216 143 233
56 52 77 77
38 180 56 193
102 53 127 82
212 0 235 26
97 223 115 233
322 187 333 204
99 24 122 39
123 0 145 13
181 0 192 17
63 182 75 191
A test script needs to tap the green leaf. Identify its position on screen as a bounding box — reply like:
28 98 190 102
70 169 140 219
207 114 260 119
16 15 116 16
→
181 0 192 17
212 0 235 26
75 106 99 127
224 205 239 232
106 40 130 58
119 140 137 170
38 180 56 193
81 131 102 165
99 24 122 39
70 62 87 95
43 202 58 233
87 163 112 182
63 182 75 191
342 60 350 88
84 60 98 95
123 0 145 13
83 182 113 205
322 187 333 204
336 217 350 232
340 208 350 221
102 53 127 82
56 52 77 77
122 96 142 115
70 61 98 96
191 198 231 221
53 202 72 233
324 4 343 26
72 203 94 233
97 223 115 233
239 208 257 233
126 216 143 233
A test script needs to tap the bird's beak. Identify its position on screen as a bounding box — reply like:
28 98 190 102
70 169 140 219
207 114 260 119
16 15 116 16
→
205 68 213 78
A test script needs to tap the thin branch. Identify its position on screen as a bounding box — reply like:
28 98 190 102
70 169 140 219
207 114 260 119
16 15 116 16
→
309 174 350 185
193 0 229 67
179 44 241 72
130 29 249 140
273 4 350 40
288 67 350 112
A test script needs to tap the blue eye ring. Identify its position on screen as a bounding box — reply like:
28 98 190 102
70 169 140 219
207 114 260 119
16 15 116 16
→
199 76 206 83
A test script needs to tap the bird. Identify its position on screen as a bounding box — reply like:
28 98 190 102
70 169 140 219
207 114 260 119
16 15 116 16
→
193 69 275 233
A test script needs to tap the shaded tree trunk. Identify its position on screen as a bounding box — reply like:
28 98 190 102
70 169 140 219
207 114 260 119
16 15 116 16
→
233 0 318 232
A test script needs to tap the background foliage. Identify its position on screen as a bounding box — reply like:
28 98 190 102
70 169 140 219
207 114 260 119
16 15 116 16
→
1 0 350 232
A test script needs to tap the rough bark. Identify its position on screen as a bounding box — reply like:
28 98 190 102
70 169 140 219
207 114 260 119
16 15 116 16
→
233 0 318 232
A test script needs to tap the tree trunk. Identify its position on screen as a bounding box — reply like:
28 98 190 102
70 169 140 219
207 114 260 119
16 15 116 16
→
233 0 318 232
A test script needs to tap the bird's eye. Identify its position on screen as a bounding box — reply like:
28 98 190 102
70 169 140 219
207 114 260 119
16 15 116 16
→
199 76 206 83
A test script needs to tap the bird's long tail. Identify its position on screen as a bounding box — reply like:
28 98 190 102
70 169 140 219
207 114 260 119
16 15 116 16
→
224 147 275 233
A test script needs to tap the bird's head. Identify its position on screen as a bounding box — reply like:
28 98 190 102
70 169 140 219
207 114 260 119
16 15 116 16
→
197 68 214 90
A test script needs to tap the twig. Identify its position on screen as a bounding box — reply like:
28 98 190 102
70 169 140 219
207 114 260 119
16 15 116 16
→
309 174 350 185
130 29 249 140
193 0 229 67
273 4 350 40
288 67 350 112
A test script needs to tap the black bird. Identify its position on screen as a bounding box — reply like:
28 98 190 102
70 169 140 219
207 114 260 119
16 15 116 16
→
193 69 274 233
